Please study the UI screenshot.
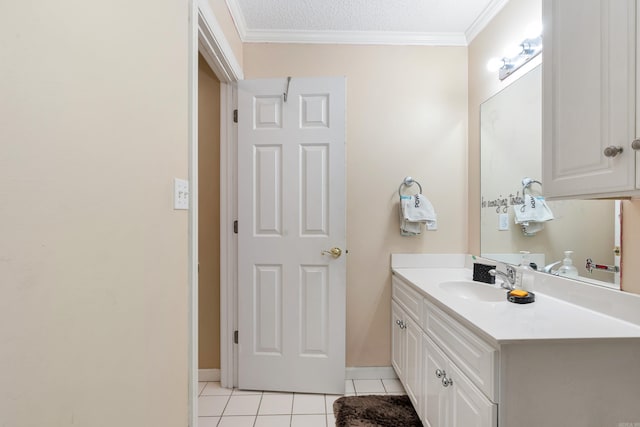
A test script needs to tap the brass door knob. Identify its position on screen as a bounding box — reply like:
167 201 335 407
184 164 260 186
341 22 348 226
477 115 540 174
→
321 247 342 258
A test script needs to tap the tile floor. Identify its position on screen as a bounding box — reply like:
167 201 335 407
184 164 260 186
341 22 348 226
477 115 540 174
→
198 378 406 427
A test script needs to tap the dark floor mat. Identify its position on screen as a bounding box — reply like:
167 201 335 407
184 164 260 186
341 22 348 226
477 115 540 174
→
333 394 422 426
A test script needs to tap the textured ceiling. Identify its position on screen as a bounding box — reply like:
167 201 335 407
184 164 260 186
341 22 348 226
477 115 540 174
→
227 0 507 44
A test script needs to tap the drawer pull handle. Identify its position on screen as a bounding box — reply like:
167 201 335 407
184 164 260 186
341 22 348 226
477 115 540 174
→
395 319 407 329
436 369 453 387
604 145 623 158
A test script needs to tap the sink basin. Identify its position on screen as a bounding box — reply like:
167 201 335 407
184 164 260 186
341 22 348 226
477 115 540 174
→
438 280 506 302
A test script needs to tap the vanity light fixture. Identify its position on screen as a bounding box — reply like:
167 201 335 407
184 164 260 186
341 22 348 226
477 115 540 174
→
487 23 543 81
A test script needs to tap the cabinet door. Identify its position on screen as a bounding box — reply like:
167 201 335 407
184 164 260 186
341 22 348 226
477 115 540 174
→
391 300 405 381
543 0 637 197
448 362 497 427
404 318 422 411
423 334 449 427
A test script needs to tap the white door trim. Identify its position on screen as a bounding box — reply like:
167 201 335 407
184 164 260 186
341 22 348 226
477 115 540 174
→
188 2 199 426
219 83 238 388
197 0 244 83
190 2 242 425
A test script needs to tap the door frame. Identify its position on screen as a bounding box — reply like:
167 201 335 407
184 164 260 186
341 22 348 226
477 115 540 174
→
190 1 242 425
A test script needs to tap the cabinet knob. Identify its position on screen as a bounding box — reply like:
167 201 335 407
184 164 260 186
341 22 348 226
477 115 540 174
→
435 369 446 379
442 376 454 387
632 139 640 151
603 146 624 158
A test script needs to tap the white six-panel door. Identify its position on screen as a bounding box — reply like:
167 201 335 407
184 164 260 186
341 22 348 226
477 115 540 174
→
237 77 346 394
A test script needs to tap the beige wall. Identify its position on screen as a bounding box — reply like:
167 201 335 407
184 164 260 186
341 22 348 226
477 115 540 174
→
0 1 189 426
207 0 243 70
468 0 542 254
243 43 468 366
198 55 221 369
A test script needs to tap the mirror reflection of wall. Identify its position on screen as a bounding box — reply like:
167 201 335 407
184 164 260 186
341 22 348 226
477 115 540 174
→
480 65 620 287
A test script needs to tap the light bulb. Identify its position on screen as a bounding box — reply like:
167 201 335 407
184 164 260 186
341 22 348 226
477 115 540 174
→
486 58 504 72
503 43 522 58
524 22 542 39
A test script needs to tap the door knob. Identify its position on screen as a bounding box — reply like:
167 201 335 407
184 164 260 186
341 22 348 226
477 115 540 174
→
632 139 640 151
321 247 342 258
604 146 623 157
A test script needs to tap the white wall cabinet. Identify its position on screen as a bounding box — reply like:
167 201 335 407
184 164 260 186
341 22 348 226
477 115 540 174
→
542 0 640 198
392 276 497 427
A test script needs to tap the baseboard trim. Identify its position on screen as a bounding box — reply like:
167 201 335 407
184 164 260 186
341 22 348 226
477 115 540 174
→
345 366 398 380
199 368 221 382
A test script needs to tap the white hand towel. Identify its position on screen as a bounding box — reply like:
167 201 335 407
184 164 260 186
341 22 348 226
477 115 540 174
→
398 200 423 236
521 221 545 236
513 195 554 224
401 194 437 223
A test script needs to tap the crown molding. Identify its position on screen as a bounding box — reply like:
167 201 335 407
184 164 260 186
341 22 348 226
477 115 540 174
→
465 0 510 44
225 0 504 46
242 29 468 46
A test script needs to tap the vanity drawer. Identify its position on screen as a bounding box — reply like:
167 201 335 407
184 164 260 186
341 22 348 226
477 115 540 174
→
392 275 422 323
423 299 498 401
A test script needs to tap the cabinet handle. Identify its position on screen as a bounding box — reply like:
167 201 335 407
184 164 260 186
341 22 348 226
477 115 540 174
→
632 139 640 151
396 319 406 329
435 369 446 379
604 146 623 158
442 376 454 387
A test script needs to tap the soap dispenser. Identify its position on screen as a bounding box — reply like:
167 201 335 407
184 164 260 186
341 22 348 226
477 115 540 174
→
519 251 534 290
557 251 579 277
519 251 532 270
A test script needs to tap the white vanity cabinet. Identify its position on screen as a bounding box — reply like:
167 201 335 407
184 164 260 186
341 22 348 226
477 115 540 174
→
391 258 640 427
392 275 497 427
423 335 495 427
421 300 497 427
542 0 640 198
391 279 423 411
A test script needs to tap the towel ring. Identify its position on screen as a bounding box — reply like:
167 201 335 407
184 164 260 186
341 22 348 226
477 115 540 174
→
522 177 542 195
398 176 423 197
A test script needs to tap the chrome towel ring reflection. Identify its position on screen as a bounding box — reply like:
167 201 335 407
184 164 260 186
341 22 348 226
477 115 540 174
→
522 177 542 195
398 176 423 197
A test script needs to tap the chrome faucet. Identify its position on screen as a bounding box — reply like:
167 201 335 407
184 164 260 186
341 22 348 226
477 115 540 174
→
544 260 561 274
489 265 517 290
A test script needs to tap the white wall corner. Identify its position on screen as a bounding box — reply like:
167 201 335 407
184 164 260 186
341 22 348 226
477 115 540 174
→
224 0 248 40
199 369 222 382
345 366 398 380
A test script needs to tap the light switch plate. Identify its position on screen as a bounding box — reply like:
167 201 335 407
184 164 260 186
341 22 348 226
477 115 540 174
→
499 213 509 230
174 178 189 210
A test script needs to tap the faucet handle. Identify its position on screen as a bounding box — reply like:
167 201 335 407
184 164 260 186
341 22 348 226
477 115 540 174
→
505 265 516 280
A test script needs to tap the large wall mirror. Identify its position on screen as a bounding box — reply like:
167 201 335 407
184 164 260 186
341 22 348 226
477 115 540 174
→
480 65 621 288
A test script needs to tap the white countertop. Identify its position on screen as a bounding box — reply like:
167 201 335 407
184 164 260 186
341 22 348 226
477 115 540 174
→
393 266 640 344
